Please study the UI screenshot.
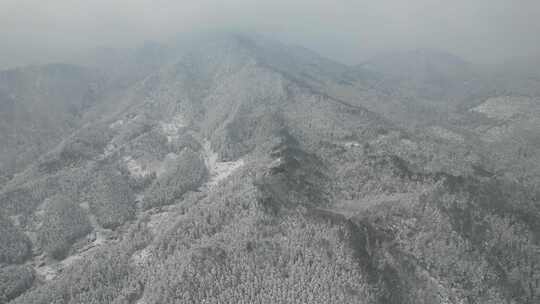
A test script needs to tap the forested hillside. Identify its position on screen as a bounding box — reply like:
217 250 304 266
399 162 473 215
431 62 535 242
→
0 64 108 184
1 34 539 304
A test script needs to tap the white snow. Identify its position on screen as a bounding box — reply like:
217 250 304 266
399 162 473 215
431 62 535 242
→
333 193 419 217
343 141 362 148
109 119 124 129
145 207 178 235
35 261 57 281
429 126 464 142
136 298 148 304
103 142 117 158
160 114 187 142
471 96 537 120
202 140 244 188
131 247 151 267
480 125 513 143
61 251 83 268
400 138 419 150
471 96 540 142
124 153 177 178
123 156 157 178
9 214 21 227
32 202 117 282
79 201 90 210
85 210 109 248
124 156 150 177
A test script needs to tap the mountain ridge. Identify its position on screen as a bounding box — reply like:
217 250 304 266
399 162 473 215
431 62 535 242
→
1 34 539 304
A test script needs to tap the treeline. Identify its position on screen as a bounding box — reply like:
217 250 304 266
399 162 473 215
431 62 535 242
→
0 213 32 264
38 195 92 259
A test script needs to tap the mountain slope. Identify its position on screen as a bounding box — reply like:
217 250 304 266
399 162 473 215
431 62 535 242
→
0 64 108 184
1 35 539 304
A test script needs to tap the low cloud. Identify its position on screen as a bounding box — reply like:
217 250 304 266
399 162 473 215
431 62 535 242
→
1 0 539 68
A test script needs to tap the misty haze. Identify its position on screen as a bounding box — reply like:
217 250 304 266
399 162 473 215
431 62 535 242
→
1 1 540 304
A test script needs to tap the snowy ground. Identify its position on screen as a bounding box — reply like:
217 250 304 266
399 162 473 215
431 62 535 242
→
202 140 245 188
332 193 419 218
130 137 246 270
31 121 245 284
123 154 177 178
160 113 187 143
429 126 465 143
342 141 362 149
471 96 536 120
32 202 116 282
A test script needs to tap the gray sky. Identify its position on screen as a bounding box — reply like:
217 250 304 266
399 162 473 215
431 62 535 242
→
1 0 540 69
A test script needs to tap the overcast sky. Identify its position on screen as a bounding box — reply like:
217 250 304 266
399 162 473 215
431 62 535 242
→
1 0 539 69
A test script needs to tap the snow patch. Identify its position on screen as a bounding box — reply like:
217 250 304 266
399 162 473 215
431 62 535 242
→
124 156 157 178
471 96 537 120
61 251 83 268
124 154 177 178
103 142 117 158
324 193 420 220
480 125 513 142
202 140 244 188
109 119 124 129
160 114 187 143
32 203 118 282
131 248 151 267
429 126 464 142
400 139 419 150
343 141 362 148
146 210 174 235
35 262 57 281
9 214 22 227
124 156 151 177
209 159 245 187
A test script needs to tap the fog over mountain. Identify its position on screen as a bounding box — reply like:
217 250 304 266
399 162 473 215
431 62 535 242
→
1 2 540 304
1 0 540 68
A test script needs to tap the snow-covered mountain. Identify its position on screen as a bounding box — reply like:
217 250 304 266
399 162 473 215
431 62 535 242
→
1 34 539 304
